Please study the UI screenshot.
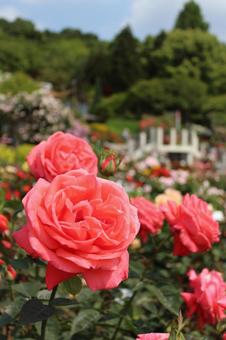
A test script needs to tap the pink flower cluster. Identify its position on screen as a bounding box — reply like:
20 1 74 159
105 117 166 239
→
131 193 220 256
14 132 140 291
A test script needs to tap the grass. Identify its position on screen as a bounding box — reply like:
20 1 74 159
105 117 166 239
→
106 118 140 135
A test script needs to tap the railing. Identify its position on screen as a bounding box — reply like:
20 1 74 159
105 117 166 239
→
106 127 201 165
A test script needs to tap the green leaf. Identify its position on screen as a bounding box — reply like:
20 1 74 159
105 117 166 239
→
5 297 25 317
14 282 42 297
0 313 13 327
50 298 77 306
62 276 82 295
147 285 178 316
9 258 32 270
19 298 55 325
70 309 101 335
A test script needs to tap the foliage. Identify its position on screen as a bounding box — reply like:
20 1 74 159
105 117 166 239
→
149 29 226 95
0 72 39 94
1 11 226 126
127 79 168 115
93 92 128 119
108 26 143 92
174 0 209 31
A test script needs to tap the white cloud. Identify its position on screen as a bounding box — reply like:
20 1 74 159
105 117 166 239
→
124 0 226 41
0 6 21 21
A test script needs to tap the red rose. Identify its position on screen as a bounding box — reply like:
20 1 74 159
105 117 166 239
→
181 269 226 328
162 194 220 256
137 333 169 340
13 170 139 291
131 197 164 242
0 214 9 233
27 132 98 181
7 265 17 280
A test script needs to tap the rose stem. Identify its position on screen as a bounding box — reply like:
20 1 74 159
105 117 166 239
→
40 285 58 340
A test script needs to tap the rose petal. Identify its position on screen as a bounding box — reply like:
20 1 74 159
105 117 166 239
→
83 251 129 291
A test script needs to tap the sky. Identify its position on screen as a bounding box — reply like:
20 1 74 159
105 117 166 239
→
0 0 226 41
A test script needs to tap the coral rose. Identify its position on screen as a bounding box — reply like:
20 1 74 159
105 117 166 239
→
137 333 169 340
162 194 220 256
0 214 9 233
27 131 98 181
13 170 139 291
130 197 164 242
181 268 226 328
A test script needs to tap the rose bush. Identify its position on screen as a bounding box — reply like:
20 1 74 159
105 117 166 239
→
0 131 225 339
13 169 140 291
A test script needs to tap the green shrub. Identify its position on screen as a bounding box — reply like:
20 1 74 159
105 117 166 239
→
0 72 39 94
93 92 127 119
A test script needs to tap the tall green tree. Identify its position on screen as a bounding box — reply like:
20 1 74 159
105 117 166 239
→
146 30 226 94
175 0 209 31
109 26 142 92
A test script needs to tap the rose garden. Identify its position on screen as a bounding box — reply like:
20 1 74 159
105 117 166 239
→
0 128 225 339
0 1 226 339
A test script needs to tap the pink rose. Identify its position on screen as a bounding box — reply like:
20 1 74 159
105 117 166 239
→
131 197 164 242
137 333 169 340
162 194 220 256
27 131 98 181
181 268 226 329
13 170 139 291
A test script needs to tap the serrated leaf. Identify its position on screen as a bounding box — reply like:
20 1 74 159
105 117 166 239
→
62 276 82 295
70 309 100 335
147 285 178 316
14 282 42 297
19 298 55 325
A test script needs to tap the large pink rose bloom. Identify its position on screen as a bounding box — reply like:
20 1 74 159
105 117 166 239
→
181 269 226 328
137 333 169 340
130 197 164 242
162 194 220 256
13 170 140 291
27 131 98 181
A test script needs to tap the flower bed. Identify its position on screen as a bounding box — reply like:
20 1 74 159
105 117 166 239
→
0 132 225 340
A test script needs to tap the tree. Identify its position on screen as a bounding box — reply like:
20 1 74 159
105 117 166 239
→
175 0 209 31
165 75 207 123
109 26 142 92
146 30 226 95
126 78 168 115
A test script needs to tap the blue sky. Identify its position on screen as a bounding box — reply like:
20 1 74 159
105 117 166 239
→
0 0 226 41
